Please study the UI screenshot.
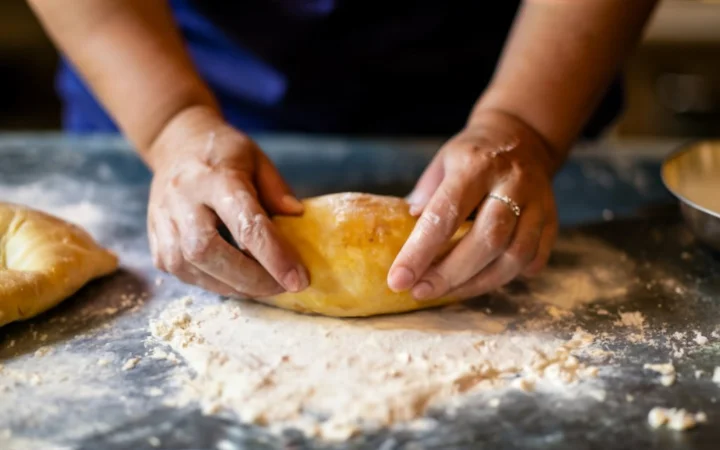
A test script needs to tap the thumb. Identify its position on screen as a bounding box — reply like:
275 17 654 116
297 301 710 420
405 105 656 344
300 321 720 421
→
255 152 304 216
406 156 444 216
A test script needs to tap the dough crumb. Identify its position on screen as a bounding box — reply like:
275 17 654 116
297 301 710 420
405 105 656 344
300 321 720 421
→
34 346 52 358
626 394 634 403
644 362 675 373
148 436 161 447
615 312 645 329
122 357 141 371
660 374 676 387
695 370 704 379
588 389 606 402
694 332 708 346
644 362 676 386
648 407 707 430
29 373 42 386
488 398 501 408
713 367 720 384
512 377 535 392
147 387 164 397
97 358 111 367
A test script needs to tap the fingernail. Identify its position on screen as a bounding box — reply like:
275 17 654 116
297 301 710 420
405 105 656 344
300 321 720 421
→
412 281 435 300
282 195 304 213
405 190 419 204
388 266 415 292
284 266 309 292
283 268 301 292
408 204 422 216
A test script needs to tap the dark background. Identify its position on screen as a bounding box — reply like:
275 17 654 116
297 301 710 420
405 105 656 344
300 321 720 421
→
3 0 720 138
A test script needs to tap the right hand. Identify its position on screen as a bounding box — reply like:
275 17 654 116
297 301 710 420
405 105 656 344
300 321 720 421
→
146 106 309 298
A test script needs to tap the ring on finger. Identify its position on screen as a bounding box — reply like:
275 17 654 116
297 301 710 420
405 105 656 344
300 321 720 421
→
488 193 521 217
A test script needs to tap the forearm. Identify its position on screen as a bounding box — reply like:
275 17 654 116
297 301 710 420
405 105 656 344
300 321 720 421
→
472 0 659 170
27 0 218 163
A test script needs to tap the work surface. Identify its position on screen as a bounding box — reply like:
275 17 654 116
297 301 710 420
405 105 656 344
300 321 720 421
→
1 133 719 450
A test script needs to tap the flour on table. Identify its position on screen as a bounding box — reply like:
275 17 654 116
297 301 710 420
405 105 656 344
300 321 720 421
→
150 306 600 439
145 234 641 440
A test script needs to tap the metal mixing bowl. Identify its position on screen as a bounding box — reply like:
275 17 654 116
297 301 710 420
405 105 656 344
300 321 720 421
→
662 140 720 252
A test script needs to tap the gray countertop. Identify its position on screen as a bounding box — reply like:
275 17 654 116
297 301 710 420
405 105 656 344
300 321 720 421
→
0 133 717 450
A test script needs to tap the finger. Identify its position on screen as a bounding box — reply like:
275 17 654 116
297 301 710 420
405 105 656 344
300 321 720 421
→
153 215 185 277
406 155 445 216
155 210 257 297
522 216 558 278
174 264 243 298
388 175 483 292
446 251 524 301
211 182 309 293
412 200 541 301
176 204 284 297
147 216 163 271
255 150 304 216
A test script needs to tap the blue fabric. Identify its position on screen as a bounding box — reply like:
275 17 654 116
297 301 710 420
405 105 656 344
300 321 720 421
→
55 0 622 138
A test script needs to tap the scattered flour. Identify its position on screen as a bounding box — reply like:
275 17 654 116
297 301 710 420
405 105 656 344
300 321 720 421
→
518 235 635 309
150 297 605 440
141 234 643 440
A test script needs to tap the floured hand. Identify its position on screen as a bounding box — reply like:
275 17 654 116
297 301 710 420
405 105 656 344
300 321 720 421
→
388 109 559 301
146 106 309 297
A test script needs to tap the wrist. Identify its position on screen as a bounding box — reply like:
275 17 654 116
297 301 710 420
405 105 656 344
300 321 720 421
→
145 104 224 172
467 107 562 177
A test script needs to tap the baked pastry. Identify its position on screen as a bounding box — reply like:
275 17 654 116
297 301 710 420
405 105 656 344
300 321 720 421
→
0 202 119 327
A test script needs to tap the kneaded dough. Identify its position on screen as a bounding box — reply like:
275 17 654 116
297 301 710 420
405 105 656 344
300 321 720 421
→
263 192 472 317
0 202 119 327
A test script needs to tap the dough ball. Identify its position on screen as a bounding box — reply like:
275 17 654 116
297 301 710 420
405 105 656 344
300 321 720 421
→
263 192 471 317
0 202 119 327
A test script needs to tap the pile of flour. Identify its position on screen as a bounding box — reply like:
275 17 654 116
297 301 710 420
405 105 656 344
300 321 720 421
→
148 235 633 440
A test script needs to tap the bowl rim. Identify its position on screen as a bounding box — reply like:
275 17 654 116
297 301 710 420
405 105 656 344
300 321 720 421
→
660 138 720 221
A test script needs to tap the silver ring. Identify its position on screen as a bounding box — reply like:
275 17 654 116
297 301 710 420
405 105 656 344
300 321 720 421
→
488 193 521 217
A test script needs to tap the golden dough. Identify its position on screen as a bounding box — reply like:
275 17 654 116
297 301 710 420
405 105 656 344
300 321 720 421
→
0 202 119 327
263 192 472 317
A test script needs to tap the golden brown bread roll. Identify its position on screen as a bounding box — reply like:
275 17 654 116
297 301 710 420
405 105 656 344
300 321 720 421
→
263 192 471 317
0 202 119 327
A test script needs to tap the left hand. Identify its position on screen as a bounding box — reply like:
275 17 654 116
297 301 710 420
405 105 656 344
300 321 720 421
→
387 109 559 301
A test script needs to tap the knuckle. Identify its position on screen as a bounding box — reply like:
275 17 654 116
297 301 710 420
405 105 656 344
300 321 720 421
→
151 252 163 270
505 239 536 267
483 222 511 250
164 253 184 274
181 229 216 263
429 270 451 293
236 213 270 248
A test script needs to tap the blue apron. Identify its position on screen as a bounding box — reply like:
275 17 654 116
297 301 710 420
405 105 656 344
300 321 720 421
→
56 0 622 138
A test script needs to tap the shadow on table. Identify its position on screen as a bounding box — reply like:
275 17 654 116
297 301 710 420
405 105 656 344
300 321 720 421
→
0 268 149 360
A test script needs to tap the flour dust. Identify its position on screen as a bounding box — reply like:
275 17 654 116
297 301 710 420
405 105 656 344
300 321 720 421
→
147 234 637 441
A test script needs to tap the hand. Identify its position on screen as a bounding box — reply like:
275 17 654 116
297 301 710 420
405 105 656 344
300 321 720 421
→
146 106 309 298
387 110 559 301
